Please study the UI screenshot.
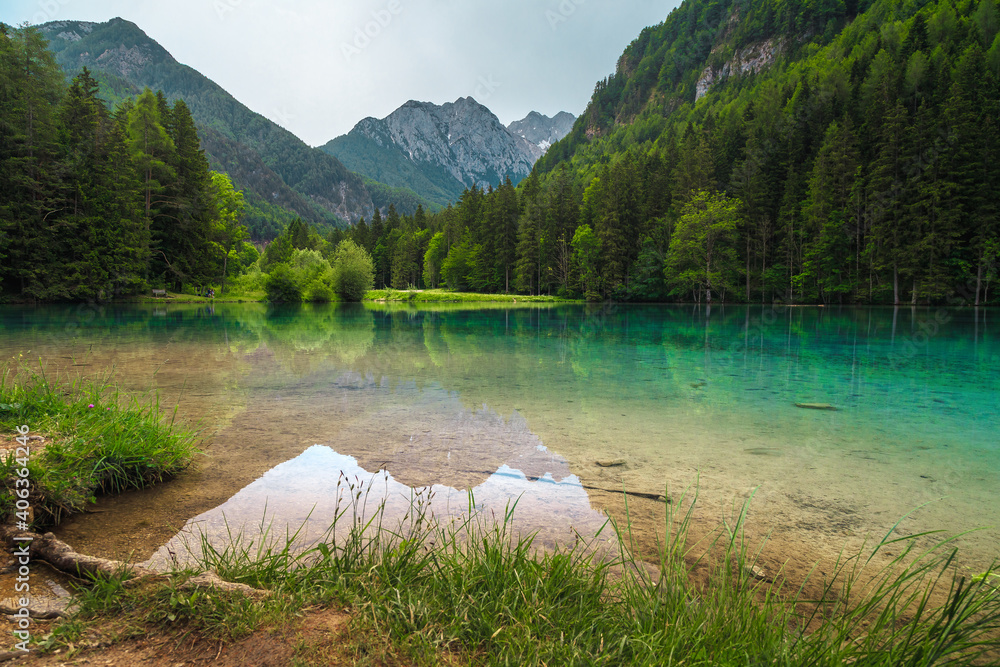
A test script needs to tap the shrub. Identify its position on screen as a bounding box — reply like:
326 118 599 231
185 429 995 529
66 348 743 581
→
227 261 267 295
306 280 335 303
265 265 302 303
332 240 374 302
290 249 330 284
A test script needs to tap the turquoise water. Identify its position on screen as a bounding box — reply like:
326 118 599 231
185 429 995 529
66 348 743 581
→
1 303 997 570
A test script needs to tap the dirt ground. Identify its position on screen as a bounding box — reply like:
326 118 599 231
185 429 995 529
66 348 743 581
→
0 608 377 667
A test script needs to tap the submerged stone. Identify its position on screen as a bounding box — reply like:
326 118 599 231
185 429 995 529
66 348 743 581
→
744 447 782 456
596 458 627 468
794 403 838 411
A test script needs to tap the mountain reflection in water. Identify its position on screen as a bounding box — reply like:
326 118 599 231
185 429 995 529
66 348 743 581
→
145 445 611 570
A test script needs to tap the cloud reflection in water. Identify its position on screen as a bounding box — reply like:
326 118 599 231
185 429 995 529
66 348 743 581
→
145 445 610 570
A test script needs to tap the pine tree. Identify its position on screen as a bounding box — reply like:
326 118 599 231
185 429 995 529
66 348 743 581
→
369 207 384 256
900 99 950 303
515 200 545 295
545 166 581 294
799 119 860 303
160 98 216 286
496 177 519 292
0 25 64 297
54 68 146 299
944 45 999 304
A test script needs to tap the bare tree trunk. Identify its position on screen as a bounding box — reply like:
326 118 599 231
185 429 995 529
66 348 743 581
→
746 235 751 302
221 249 229 295
976 260 982 307
761 228 768 305
893 265 900 306
706 257 712 305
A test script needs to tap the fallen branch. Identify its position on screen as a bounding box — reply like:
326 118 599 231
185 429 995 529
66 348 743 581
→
443 468 670 503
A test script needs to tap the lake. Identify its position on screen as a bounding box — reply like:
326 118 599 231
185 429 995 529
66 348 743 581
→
1 302 997 578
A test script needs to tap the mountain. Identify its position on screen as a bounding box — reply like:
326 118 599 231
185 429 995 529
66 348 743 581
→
320 97 538 208
37 18 375 238
341 0 998 305
507 111 576 159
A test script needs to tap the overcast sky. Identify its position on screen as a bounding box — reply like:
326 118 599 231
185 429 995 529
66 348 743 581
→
4 0 679 145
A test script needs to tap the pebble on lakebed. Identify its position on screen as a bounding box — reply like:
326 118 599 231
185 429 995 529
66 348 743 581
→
596 458 627 468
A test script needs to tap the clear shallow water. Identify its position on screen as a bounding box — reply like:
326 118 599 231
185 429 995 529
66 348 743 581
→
0 303 997 571
145 445 612 571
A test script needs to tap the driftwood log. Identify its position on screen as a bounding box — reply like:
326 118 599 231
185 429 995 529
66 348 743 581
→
454 469 669 503
0 525 271 617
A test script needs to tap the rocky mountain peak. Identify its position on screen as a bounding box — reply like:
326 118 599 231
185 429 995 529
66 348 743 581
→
40 18 174 79
352 97 536 190
507 111 577 157
323 97 569 207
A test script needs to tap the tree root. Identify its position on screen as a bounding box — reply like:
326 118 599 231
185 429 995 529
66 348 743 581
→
0 651 29 662
0 603 65 619
0 526 271 603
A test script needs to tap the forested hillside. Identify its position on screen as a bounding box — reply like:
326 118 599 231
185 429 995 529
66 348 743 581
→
6 1 997 305
337 0 999 304
36 18 377 239
0 25 255 300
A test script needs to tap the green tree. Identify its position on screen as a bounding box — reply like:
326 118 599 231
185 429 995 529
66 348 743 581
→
866 100 909 305
56 68 147 299
495 177 519 292
0 25 64 297
571 223 602 299
265 265 302 303
976 0 999 46
441 237 480 291
332 239 375 301
423 231 447 289
665 190 742 304
514 201 547 295
288 217 312 250
127 89 174 234
799 120 860 303
158 98 216 287
391 227 421 289
211 171 247 294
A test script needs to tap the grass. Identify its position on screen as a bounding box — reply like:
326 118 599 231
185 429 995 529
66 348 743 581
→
134 288 268 303
0 363 200 527
128 286 574 304
365 288 581 303
38 476 1000 666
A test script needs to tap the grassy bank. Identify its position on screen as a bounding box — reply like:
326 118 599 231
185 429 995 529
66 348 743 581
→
128 287 575 304
39 485 1000 665
0 366 199 527
365 288 580 303
132 288 267 303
